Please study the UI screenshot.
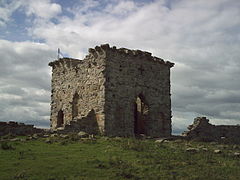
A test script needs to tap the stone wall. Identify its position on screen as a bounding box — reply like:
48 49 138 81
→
49 55 106 133
0 121 43 136
183 117 240 144
49 44 174 137
102 46 173 137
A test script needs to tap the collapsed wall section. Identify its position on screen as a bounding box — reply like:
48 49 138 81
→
183 117 240 144
0 121 43 136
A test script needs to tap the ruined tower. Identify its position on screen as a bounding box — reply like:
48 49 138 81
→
49 44 174 137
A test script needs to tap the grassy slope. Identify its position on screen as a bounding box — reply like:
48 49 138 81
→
0 136 240 180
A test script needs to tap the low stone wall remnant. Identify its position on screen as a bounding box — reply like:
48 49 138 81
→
0 121 44 136
182 117 240 144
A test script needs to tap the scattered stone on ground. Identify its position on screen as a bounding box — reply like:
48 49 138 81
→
155 139 166 143
45 138 52 144
202 148 208 151
59 134 69 139
217 145 228 149
26 137 33 141
173 139 183 143
78 131 88 138
50 134 58 138
233 145 239 150
9 138 20 142
214 149 222 154
233 152 240 157
186 148 199 153
32 134 38 139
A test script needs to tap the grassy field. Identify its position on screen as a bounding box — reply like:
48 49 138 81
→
0 134 240 180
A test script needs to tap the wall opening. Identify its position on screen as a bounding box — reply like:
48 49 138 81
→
134 95 149 135
72 93 79 119
57 110 64 127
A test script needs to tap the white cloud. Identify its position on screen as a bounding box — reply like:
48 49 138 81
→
104 0 138 16
0 0 62 27
25 0 62 20
71 0 100 14
0 39 55 127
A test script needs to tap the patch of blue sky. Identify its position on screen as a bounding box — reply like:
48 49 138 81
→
0 8 32 42
0 0 11 6
163 0 177 10
54 0 79 9
54 0 85 19
51 17 61 25
53 0 75 20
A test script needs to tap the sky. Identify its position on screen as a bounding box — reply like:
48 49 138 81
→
0 0 239 134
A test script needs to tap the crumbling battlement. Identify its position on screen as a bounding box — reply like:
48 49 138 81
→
49 44 174 68
183 117 240 143
49 44 174 137
88 44 174 67
0 121 43 136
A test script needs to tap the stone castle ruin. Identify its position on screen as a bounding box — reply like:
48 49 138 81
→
1 44 239 142
49 44 174 137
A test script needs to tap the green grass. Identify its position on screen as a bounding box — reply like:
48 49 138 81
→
0 136 240 180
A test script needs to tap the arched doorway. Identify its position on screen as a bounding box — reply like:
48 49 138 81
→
72 93 79 119
57 110 64 127
134 95 149 135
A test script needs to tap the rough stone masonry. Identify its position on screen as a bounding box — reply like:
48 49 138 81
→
182 117 240 144
49 44 174 137
0 121 43 136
